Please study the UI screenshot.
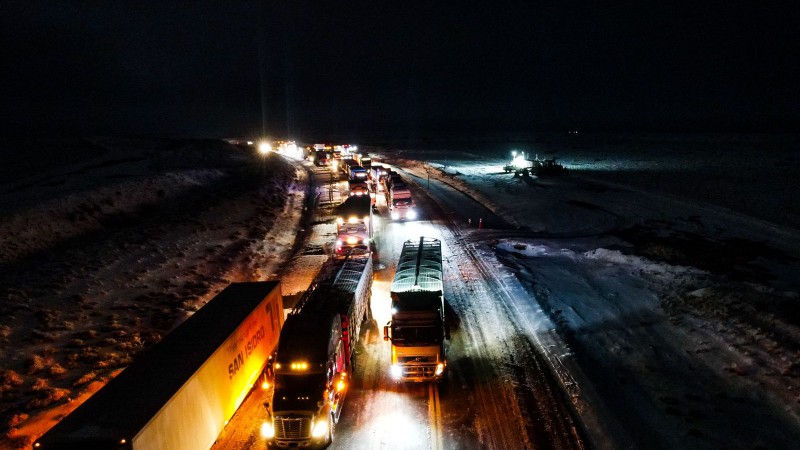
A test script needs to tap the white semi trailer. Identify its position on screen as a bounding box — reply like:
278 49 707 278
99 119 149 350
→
35 282 284 450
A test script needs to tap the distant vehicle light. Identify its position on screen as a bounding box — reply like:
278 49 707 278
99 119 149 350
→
290 362 308 370
274 363 281 369
311 418 329 438
261 421 275 439
336 217 344 225
348 217 359 223
435 363 445 376
258 142 271 155
336 379 346 392
390 364 402 379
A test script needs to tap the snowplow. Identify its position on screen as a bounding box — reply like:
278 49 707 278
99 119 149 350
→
503 151 567 177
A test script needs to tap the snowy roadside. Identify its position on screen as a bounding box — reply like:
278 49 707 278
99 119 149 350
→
0 139 306 448
383 142 800 449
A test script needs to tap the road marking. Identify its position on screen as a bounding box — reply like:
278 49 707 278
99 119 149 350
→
428 383 444 450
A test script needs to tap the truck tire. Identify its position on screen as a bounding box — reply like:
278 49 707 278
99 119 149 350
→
324 414 335 447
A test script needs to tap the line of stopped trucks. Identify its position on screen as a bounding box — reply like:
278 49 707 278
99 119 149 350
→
35 153 443 450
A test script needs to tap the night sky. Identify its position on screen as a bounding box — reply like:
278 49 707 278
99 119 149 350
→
2 1 798 139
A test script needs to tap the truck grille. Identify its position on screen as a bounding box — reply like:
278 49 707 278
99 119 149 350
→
401 364 437 379
274 416 312 440
398 355 435 364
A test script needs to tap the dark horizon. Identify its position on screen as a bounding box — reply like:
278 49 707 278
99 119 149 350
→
2 1 798 140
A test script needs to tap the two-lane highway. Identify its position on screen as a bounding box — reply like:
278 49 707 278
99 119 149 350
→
216 156 585 450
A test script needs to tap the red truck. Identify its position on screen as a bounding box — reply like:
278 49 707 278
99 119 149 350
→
262 256 373 448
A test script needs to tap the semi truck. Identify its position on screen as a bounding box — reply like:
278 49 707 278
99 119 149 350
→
334 195 373 257
35 282 284 450
262 255 373 448
384 237 448 382
348 179 376 207
340 158 367 181
387 183 417 221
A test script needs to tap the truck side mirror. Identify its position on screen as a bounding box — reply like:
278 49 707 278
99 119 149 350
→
383 325 390 341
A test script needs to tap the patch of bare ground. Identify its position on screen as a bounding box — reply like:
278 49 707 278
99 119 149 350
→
0 145 300 447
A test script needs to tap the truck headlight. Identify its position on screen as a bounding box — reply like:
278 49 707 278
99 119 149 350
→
390 364 402 379
435 363 445 376
407 209 417 220
311 418 329 438
260 421 275 439
391 211 400 220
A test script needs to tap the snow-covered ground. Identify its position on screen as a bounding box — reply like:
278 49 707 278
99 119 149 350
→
0 138 306 449
1 133 798 449
383 133 800 449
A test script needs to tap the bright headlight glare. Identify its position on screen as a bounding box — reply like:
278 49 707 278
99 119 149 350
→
311 418 329 438
390 364 402 379
407 210 417 220
435 363 445 376
391 211 400 220
260 421 275 439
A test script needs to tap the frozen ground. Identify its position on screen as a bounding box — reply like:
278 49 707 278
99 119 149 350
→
0 138 306 448
1 133 798 449
384 132 800 449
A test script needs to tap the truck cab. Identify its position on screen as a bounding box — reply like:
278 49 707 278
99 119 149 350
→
263 313 347 448
388 185 417 221
335 196 373 257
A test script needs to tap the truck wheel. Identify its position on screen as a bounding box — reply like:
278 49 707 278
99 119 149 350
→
325 414 335 447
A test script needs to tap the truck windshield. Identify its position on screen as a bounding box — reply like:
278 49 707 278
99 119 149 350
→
272 374 327 412
391 325 441 346
393 198 412 207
